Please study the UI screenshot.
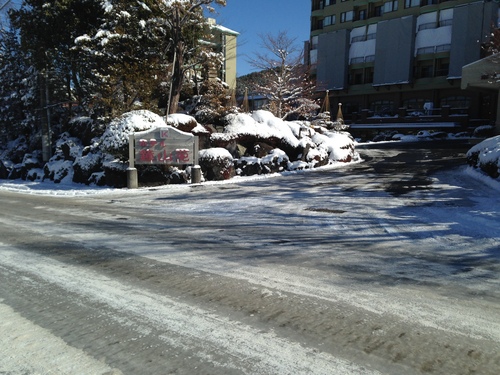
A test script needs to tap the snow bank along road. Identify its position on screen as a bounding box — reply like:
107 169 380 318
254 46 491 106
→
1 141 499 375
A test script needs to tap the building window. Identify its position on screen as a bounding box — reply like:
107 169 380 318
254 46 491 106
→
312 0 323 11
415 61 434 78
324 0 336 6
364 67 374 83
418 22 437 31
421 0 438 6
323 15 336 26
383 0 398 13
340 10 354 23
417 46 435 55
435 58 449 76
405 0 420 8
373 5 383 17
370 100 395 117
312 17 323 31
349 69 364 85
435 44 451 53
358 9 367 20
403 98 432 111
440 96 470 109
439 18 453 27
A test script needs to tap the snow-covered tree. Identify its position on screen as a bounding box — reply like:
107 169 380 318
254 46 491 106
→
160 0 227 115
249 31 317 120
73 0 171 117
10 0 104 120
0 27 37 144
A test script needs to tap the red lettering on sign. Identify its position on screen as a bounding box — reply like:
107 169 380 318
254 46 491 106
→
139 149 154 162
176 149 190 162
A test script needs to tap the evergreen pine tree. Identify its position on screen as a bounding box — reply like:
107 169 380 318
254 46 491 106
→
0 28 37 143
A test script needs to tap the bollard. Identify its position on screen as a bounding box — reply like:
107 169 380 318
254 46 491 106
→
191 165 202 184
127 167 138 189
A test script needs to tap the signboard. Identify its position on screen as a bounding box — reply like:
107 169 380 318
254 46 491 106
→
132 126 198 166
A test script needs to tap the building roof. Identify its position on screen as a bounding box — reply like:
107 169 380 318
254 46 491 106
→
207 18 239 36
461 53 500 90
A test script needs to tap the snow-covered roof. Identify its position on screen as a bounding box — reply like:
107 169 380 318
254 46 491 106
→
211 23 239 36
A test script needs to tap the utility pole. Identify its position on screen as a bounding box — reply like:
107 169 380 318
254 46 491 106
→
40 71 51 162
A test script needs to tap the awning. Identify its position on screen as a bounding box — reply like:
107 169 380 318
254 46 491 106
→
461 53 500 90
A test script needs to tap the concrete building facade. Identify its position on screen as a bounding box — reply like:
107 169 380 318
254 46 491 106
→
308 0 500 129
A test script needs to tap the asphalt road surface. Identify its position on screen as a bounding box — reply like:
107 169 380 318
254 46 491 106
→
1 141 499 375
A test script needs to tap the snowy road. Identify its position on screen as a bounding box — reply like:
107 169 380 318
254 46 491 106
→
1 142 499 374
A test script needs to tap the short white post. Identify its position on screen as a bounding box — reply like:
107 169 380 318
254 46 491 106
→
127 134 138 189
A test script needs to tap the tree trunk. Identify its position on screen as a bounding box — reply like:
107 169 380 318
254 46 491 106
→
168 44 184 115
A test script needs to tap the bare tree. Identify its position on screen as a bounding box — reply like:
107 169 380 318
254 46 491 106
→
249 30 317 119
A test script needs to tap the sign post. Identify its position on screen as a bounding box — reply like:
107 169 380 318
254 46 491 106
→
127 126 199 188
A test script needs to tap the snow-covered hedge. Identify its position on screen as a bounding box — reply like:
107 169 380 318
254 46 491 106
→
100 110 166 155
467 135 500 179
1 109 360 186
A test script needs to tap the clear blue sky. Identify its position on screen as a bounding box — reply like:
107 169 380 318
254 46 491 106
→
213 0 311 77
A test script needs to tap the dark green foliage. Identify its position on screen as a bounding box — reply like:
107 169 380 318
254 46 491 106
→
0 28 37 143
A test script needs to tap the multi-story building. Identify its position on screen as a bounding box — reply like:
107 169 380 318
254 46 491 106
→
207 18 239 91
308 0 499 130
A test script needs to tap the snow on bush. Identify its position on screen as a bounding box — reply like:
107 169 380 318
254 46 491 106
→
312 131 356 162
100 110 166 152
44 159 74 184
199 147 234 181
199 147 233 162
467 135 500 179
167 113 208 133
235 148 290 176
220 110 300 148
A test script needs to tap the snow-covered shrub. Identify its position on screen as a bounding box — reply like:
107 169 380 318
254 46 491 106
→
0 160 8 179
167 113 208 134
44 159 74 183
217 111 300 149
235 148 290 176
54 133 83 161
312 131 357 162
100 110 166 159
73 150 104 184
101 157 128 188
2 136 28 164
473 125 495 138
209 110 359 176
66 116 100 145
26 168 44 181
467 135 500 179
199 147 234 181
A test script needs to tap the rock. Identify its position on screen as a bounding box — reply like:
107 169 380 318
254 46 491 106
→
235 149 289 176
26 168 44 181
248 142 274 158
235 158 263 176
